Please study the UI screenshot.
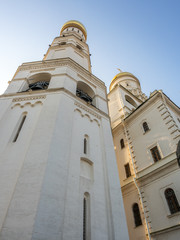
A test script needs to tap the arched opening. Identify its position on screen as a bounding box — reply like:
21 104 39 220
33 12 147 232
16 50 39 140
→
13 112 27 142
84 138 87 154
83 192 91 240
142 122 149 133
132 203 142 227
27 73 51 91
125 95 137 108
83 135 89 155
165 188 180 214
120 138 125 149
76 82 96 107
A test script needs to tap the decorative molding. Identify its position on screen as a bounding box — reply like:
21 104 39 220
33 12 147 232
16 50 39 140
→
74 50 84 58
30 68 55 73
18 58 106 89
74 107 100 127
12 95 46 102
11 100 43 109
74 101 101 120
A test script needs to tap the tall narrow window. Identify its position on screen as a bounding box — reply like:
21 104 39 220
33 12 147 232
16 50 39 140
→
150 146 161 162
165 188 180 214
143 122 149 133
133 203 142 227
13 115 27 142
84 138 87 154
83 197 87 240
124 163 131 178
120 139 125 149
83 193 90 240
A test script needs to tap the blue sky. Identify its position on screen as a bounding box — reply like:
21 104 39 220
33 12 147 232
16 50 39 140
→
0 0 179 105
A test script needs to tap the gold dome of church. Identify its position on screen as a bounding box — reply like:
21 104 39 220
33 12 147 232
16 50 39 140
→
110 71 140 91
60 20 87 41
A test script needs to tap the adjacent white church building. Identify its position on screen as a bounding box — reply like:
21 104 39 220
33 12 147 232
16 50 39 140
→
0 20 179 240
108 71 180 240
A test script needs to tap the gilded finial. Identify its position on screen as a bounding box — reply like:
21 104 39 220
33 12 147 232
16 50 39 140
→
117 68 123 73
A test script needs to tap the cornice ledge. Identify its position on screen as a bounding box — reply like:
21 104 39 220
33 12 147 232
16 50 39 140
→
18 58 106 89
150 224 180 236
12 95 46 102
74 101 101 120
136 156 178 183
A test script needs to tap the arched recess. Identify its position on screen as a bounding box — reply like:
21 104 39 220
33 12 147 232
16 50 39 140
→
76 81 96 107
26 73 51 91
13 111 27 142
125 95 137 108
164 188 180 214
132 203 142 227
83 192 91 240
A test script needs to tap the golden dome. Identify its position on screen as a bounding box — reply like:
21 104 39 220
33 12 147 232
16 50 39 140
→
60 20 87 41
110 72 140 91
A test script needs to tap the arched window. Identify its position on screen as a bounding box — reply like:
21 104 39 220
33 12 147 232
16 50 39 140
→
120 139 125 149
84 138 87 154
150 146 161 162
13 113 27 142
76 81 96 107
132 203 142 227
143 122 149 133
83 135 89 155
165 188 180 214
124 163 131 178
83 193 90 240
26 73 51 92
125 95 137 108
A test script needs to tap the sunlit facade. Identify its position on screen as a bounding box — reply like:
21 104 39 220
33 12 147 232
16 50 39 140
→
0 21 129 240
108 71 180 240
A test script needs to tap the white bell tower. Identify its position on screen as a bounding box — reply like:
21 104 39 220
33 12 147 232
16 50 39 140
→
108 71 147 128
0 21 129 240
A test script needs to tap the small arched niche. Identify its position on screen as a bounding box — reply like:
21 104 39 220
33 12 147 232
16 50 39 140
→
76 81 96 107
125 95 137 108
26 73 51 91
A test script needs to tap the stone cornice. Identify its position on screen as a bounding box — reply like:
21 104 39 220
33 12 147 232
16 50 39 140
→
15 58 105 90
12 95 46 102
0 87 109 119
125 91 179 123
136 152 178 186
74 101 101 120
150 224 180 237
50 43 89 58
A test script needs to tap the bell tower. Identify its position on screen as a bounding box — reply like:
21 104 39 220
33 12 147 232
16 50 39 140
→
108 70 147 128
44 20 92 72
0 21 129 240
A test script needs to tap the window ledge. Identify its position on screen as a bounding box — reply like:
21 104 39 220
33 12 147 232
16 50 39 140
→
167 211 180 218
133 224 143 229
143 129 150 135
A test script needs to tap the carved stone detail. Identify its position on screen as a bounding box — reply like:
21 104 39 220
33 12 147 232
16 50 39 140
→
12 95 46 102
74 101 101 120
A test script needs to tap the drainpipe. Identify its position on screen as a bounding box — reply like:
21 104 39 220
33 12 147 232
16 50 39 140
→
122 120 151 240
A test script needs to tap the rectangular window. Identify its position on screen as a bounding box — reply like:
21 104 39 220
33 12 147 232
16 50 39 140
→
150 146 161 162
124 163 131 178
13 115 26 142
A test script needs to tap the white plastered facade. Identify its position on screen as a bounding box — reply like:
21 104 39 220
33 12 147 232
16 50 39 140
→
0 22 129 240
108 74 180 240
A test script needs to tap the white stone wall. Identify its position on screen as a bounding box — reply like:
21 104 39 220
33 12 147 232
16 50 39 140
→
109 88 180 240
0 57 129 239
